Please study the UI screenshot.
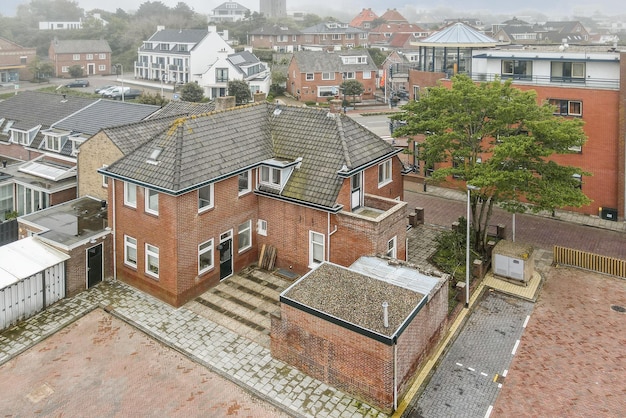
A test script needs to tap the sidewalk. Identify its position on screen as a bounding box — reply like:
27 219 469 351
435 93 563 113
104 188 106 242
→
0 278 386 418
418 184 626 233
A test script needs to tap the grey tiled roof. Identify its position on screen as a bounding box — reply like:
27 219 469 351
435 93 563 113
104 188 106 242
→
98 116 182 156
147 28 208 44
147 101 216 118
249 24 301 36
103 103 397 210
55 100 160 136
291 50 378 74
51 39 112 53
0 91 97 131
301 22 365 34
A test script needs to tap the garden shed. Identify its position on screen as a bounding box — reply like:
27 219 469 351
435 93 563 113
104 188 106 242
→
0 237 68 331
271 256 449 413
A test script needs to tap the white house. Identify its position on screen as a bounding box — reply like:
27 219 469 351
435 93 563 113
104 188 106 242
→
135 25 233 85
200 50 271 100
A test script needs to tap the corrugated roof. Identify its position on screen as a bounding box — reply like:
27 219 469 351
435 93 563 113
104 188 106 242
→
419 22 498 47
0 237 70 288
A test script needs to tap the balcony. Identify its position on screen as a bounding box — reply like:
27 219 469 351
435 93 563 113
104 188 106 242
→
340 194 407 226
468 72 619 90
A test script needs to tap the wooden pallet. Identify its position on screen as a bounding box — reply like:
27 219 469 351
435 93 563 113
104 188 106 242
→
258 244 277 270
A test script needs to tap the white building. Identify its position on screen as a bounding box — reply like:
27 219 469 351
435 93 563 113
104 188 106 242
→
134 25 233 85
200 50 270 100
211 2 249 22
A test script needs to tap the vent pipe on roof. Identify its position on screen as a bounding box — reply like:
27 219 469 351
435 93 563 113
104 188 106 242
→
382 301 389 328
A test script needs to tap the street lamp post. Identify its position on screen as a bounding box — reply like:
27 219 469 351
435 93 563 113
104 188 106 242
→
116 64 124 102
466 184 479 308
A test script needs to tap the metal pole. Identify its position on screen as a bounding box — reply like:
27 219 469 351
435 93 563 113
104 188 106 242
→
466 187 471 309
117 64 124 102
512 212 516 242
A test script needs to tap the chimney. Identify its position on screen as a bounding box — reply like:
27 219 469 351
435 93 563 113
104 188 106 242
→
329 98 343 114
215 96 236 111
382 302 389 328
253 92 266 103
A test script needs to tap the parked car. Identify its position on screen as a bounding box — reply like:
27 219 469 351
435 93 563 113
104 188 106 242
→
65 79 89 88
102 86 129 98
98 86 119 96
107 88 143 100
94 85 114 94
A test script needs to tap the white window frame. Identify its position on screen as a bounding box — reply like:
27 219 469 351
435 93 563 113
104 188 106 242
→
198 184 214 212
238 220 252 253
86 54 93 60
73 54 80 60
61 66 68 73
257 219 267 236
378 159 392 187
238 170 252 196
45 134 62 152
309 231 325 268
260 166 281 188
124 182 137 208
318 86 336 98
363 71 372 79
98 64 106 71
387 236 397 258
101 165 108 188
99 53 106 59
322 72 335 80
124 235 137 268
145 188 159 215
343 71 355 80
306 73 314 81
145 243 159 279
198 239 214 274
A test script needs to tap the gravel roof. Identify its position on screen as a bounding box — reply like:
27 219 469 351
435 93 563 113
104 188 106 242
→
282 262 426 338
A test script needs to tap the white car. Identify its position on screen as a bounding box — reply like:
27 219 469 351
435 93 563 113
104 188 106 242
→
102 86 129 98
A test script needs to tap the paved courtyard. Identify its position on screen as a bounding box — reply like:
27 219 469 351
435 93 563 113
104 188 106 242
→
492 266 626 416
0 309 288 417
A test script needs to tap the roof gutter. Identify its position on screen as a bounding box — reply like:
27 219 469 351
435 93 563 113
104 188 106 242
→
255 189 343 213
337 148 402 178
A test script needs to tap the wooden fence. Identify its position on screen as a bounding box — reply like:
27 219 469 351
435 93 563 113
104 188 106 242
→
553 246 626 278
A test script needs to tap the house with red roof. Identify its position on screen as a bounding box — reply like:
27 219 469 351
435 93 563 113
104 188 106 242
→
349 8 379 30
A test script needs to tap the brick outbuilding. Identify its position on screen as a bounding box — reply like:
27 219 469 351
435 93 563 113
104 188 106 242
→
271 257 449 414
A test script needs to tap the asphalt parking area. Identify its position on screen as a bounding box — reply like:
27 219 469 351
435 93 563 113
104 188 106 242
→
409 291 534 418
0 309 288 417
493 267 626 416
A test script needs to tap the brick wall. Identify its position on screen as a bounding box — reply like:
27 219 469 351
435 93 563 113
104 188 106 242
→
50 51 112 78
77 132 123 200
270 278 448 414
50 187 77 206
112 174 260 306
618 52 626 219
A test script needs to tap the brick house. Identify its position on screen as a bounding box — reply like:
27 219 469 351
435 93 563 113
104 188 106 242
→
99 100 406 306
287 50 379 103
349 8 379 31
0 37 37 83
272 258 449 413
48 39 112 78
300 21 368 50
248 25 302 52
406 49 626 219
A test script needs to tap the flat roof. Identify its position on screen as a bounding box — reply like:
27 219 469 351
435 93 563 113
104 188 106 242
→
19 196 108 247
280 258 442 342
0 237 69 288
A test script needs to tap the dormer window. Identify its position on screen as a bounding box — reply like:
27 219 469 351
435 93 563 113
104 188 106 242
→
260 166 281 187
11 129 31 145
46 136 62 152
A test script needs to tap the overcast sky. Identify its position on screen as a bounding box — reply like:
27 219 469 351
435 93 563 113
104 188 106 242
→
2 0 626 19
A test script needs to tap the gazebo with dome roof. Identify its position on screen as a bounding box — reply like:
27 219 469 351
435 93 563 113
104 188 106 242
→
411 22 498 76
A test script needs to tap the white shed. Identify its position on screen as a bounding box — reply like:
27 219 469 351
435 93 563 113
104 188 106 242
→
0 237 69 330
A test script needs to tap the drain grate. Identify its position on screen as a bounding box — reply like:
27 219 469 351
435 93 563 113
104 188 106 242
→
610 305 626 313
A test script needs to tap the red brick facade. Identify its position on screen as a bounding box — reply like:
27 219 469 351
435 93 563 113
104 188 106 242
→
270 274 449 413
48 44 112 78
111 156 407 306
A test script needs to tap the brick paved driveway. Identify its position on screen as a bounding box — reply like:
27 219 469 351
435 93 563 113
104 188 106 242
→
492 267 626 416
0 309 288 418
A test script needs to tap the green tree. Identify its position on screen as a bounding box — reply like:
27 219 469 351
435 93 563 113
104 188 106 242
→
179 82 204 102
340 79 364 106
393 75 590 256
136 92 169 106
68 64 84 77
28 57 54 82
227 79 252 105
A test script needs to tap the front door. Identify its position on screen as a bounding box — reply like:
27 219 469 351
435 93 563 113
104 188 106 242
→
219 230 233 280
87 243 103 288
